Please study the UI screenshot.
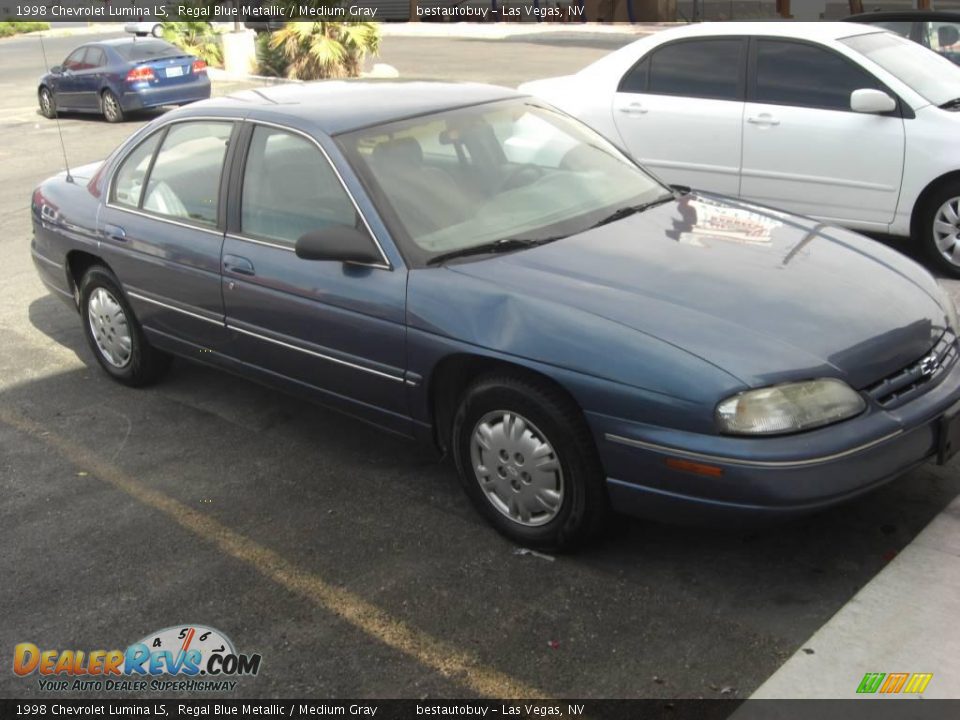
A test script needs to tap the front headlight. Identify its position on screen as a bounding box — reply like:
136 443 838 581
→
716 379 865 436
937 284 958 334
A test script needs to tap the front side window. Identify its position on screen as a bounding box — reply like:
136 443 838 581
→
111 121 232 226
647 40 743 101
339 99 668 265
241 126 359 245
755 40 880 111
62 48 86 71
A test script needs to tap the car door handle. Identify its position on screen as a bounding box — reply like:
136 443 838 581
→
223 254 255 276
618 103 648 116
747 114 780 126
104 223 126 242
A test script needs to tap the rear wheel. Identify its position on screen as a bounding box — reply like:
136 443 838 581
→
920 180 960 277
101 89 124 123
151 24 163 38
452 373 608 550
79 266 171 386
38 86 56 119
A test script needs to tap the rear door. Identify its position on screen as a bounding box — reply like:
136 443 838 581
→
739 39 905 229
612 38 746 196
221 121 410 434
98 119 236 351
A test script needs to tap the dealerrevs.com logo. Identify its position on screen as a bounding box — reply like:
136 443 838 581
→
13 625 261 692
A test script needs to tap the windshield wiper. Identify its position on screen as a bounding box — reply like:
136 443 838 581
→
427 237 558 266
588 194 675 230
940 97 960 110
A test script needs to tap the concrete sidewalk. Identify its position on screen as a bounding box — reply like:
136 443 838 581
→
745 494 960 699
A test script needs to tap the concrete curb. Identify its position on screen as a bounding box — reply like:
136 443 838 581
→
738 494 960 700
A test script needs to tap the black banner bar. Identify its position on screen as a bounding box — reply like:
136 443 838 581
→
2 700 960 720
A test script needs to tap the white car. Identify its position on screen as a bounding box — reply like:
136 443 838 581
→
520 22 960 275
124 21 164 38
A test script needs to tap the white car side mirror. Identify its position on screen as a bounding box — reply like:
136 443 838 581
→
850 88 897 114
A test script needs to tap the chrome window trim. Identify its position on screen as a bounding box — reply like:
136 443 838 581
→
228 325 404 383
126 290 225 327
604 430 904 468
105 116 237 236
238 119 393 271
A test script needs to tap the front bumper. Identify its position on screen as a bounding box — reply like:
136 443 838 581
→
590 353 960 523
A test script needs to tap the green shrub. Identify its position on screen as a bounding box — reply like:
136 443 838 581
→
160 22 224 68
0 21 50 38
269 22 380 80
255 31 290 77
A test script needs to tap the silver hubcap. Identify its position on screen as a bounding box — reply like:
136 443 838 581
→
934 197 960 266
40 90 51 113
87 287 132 368
104 94 118 119
470 411 563 527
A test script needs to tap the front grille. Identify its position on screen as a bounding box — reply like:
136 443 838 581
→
865 329 958 408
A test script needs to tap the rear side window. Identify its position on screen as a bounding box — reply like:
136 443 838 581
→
755 40 880 111
83 47 106 69
112 132 162 208
646 40 744 101
240 126 360 245
111 121 232 226
114 40 183 62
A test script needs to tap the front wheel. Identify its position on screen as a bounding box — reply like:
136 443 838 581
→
79 266 171 387
38 86 56 119
452 373 608 551
920 181 960 277
101 89 125 123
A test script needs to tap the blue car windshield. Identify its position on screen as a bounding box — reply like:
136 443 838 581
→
338 99 669 264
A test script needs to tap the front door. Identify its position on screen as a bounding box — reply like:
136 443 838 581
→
222 122 409 434
739 39 905 229
611 37 746 196
98 119 235 352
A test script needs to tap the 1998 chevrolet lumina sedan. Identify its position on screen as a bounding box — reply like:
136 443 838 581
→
30 82 960 549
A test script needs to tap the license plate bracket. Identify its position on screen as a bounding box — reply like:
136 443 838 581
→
166 66 184 78
937 399 960 464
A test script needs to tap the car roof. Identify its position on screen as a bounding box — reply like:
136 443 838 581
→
848 11 960 22
193 81 523 135
654 20 882 42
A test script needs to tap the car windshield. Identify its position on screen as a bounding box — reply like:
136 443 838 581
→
337 99 669 264
114 40 184 62
841 31 960 106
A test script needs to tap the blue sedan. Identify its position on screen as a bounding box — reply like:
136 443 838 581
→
29 82 960 549
38 38 211 123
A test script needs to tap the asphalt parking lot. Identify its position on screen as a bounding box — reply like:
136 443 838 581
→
2 29 960 700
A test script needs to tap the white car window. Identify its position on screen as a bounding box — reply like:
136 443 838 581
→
842 31 960 107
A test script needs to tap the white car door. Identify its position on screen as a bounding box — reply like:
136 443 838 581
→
612 38 746 196
739 39 905 230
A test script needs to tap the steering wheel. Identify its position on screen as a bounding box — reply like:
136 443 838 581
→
499 163 546 191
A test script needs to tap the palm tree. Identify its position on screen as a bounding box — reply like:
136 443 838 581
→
269 22 381 80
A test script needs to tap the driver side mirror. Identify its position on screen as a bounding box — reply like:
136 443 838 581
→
295 226 381 265
50 65 62 74
850 88 897 114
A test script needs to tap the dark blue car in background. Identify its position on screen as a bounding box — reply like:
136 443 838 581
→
29 82 960 550
38 38 210 123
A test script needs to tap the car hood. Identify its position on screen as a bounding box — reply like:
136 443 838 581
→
446 194 948 390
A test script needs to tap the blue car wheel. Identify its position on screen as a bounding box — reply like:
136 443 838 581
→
101 89 125 123
38 86 56 119
452 372 608 550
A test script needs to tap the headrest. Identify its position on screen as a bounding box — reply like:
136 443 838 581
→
372 137 423 170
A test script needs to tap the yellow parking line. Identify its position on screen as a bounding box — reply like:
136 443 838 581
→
0 408 546 699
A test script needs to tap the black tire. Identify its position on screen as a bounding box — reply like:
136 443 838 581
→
151 24 164 38
101 89 125 123
79 266 171 387
919 180 960 278
38 86 56 119
451 373 608 551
